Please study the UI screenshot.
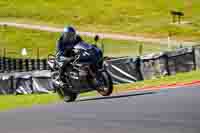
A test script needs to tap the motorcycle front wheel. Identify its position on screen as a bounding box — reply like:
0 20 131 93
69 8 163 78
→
97 71 113 96
56 87 78 102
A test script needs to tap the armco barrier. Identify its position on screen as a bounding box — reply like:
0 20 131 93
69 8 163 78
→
0 46 200 94
194 45 200 69
105 57 143 84
105 46 200 83
140 52 168 80
0 71 54 95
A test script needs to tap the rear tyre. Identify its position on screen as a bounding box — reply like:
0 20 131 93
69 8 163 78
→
97 71 113 96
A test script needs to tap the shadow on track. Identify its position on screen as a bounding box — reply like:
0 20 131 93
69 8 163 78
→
76 91 157 102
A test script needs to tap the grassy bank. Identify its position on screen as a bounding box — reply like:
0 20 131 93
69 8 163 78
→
0 70 200 111
0 94 60 111
0 26 174 58
0 0 200 41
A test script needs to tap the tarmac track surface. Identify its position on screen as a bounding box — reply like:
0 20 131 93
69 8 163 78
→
0 85 200 133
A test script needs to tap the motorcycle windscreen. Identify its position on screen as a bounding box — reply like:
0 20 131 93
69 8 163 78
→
74 42 93 50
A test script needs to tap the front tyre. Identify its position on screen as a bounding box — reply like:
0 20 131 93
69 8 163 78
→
63 91 78 102
56 87 78 102
97 71 113 96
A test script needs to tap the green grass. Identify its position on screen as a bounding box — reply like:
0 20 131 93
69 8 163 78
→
0 93 60 111
0 0 200 41
0 26 177 58
0 69 200 111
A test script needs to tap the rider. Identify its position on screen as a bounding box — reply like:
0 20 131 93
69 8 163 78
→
56 26 82 84
57 26 82 57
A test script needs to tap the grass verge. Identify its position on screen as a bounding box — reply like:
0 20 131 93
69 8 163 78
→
0 93 60 111
0 26 175 58
0 70 200 111
0 0 200 41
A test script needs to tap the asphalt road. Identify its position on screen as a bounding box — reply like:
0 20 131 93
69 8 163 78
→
0 86 200 133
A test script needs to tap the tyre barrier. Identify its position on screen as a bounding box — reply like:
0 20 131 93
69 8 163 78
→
0 58 48 73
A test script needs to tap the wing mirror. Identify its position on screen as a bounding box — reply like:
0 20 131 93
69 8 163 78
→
94 35 99 44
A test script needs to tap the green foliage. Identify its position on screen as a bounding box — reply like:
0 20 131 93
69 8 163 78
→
0 26 172 58
0 94 60 111
0 25 59 58
0 0 200 40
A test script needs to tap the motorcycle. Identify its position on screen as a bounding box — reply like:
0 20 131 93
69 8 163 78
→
48 35 113 102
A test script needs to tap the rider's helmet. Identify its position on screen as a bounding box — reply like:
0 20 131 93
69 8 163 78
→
63 26 76 43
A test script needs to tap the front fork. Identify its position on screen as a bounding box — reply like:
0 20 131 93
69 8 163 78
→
87 68 104 90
